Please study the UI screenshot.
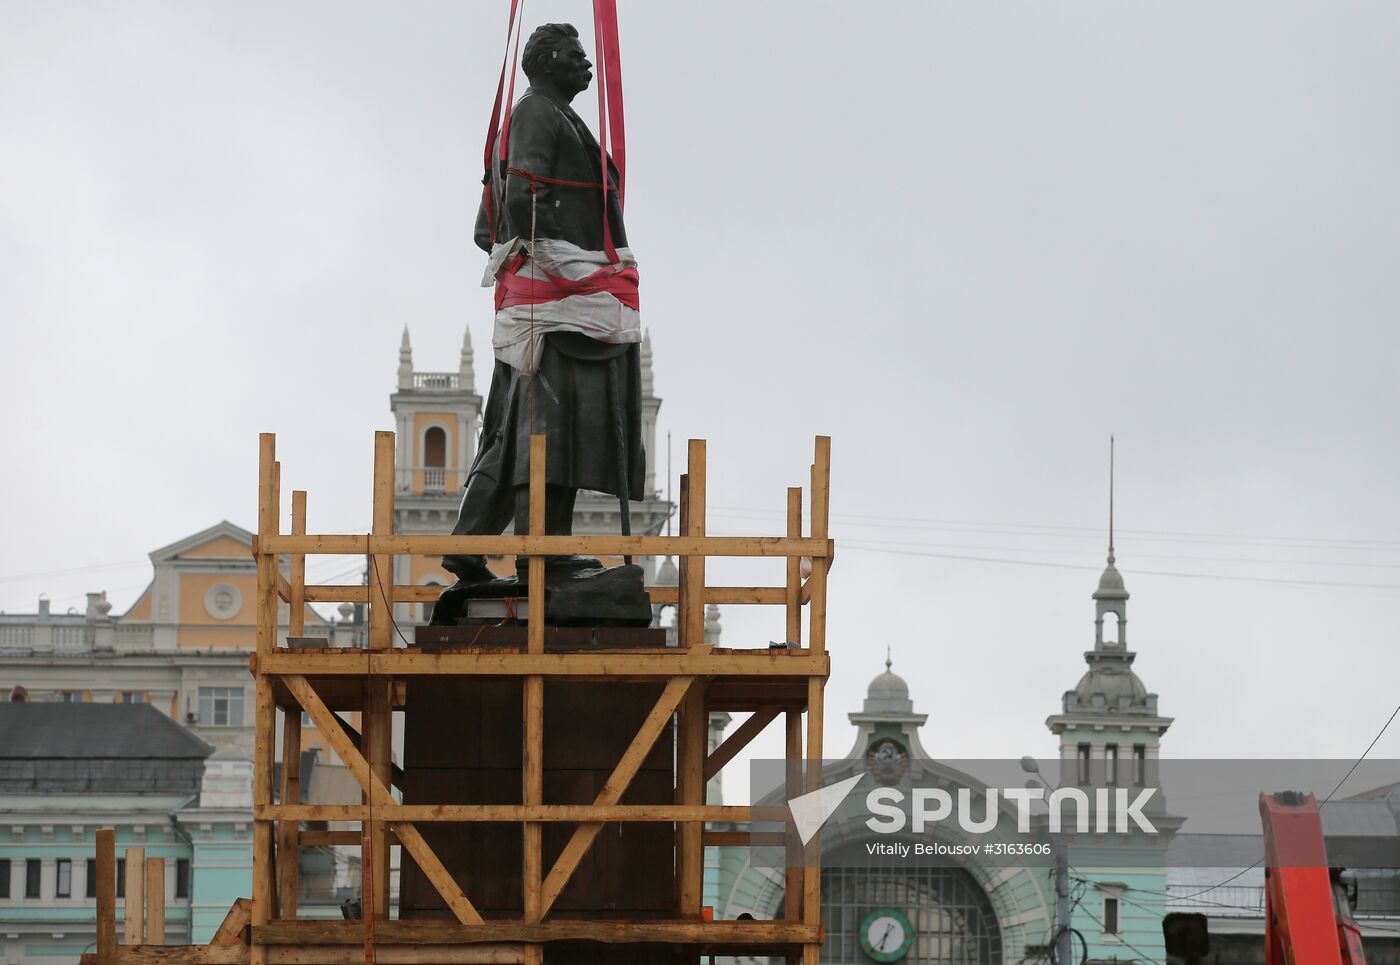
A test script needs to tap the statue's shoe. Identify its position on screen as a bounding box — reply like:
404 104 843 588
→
440 553 496 584
516 554 603 584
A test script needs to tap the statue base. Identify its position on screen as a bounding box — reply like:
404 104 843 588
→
429 563 653 628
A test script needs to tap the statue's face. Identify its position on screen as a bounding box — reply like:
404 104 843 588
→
550 37 593 97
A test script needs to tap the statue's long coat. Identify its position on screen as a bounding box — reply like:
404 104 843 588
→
460 86 644 508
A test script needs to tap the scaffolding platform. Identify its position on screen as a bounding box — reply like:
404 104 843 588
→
88 431 834 965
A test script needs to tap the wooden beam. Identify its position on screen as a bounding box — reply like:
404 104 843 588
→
289 491 307 637
145 857 166 944
523 435 545 956
786 487 803 645
260 533 831 558
96 828 116 964
284 675 484 927
704 707 779 782
122 847 145 945
253 434 277 965
277 706 301 919
281 677 390 806
254 920 820 945
211 898 252 945
260 649 829 679
391 822 485 925
260 803 764 823
683 440 707 649
784 709 803 923
539 676 695 916
367 430 395 924
297 582 793 605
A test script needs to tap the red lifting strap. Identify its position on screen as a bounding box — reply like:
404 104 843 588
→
482 1 628 263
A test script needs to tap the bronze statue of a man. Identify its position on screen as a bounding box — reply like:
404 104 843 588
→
441 23 643 586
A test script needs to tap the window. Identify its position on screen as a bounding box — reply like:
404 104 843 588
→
86 859 97 899
25 859 40 898
1077 744 1091 784
116 858 125 898
0 858 10 898
300 711 313 728
176 858 191 899
1103 894 1121 934
1133 744 1147 785
57 690 84 703
1105 744 1119 785
423 426 447 468
55 859 71 898
118 691 144 704
198 687 245 726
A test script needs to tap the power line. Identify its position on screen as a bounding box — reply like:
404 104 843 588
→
837 542 1400 592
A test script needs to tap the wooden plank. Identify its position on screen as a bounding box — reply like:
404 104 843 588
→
122 847 145 945
539 676 695 916
282 676 390 803
523 435 545 941
261 803 762 823
276 706 301 919
648 585 783 605
368 429 396 929
211 897 252 945
289 491 307 636
704 707 779 782
786 487 803 645
391 822 485 925
261 649 829 679
145 857 166 944
785 710 803 922
111 948 248 964
703 830 786 847
678 682 706 918
261 533 831 558
253 435 277 965
802 436 831 957
96 828 116 964
93 948 523 965
684 440 707 650
255 920 819 945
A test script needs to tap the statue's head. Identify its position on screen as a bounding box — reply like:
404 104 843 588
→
522 23 592 100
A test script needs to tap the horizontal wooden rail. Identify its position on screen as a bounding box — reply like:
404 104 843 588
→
86 948 524 965
254 919 821 945
260 649 828 678
283 584 792 605
257 534 831 558
258 803 772 823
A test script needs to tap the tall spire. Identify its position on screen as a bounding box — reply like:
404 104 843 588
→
398 326 413 389
459 325 476 391
1107 434 1116 566
640 328 655 397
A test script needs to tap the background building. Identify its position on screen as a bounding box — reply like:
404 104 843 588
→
0 703 251 961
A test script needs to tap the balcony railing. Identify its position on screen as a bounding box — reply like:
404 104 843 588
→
412 372 459 390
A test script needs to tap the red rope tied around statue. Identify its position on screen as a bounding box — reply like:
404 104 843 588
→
482 0 524 248
483 1 628 261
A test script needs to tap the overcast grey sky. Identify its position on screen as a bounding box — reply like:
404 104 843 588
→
3 2 1399 797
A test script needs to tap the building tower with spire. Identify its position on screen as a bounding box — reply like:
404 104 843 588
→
1044 440 1178 959
388 328 674 621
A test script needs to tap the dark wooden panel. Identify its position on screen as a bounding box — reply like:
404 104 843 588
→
400 673 677 929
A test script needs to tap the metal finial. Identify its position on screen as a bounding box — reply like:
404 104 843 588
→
1108 435 1116 566
885 646 892 672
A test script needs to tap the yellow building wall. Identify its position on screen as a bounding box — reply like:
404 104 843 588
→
412 412 461 494
124 588 153 620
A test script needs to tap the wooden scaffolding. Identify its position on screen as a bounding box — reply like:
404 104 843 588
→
90 430 834 965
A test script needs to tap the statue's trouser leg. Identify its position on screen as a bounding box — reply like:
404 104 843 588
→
512 485 592 579
440 461 514 580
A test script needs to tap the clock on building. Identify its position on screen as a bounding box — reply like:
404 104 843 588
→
859 907 914 963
